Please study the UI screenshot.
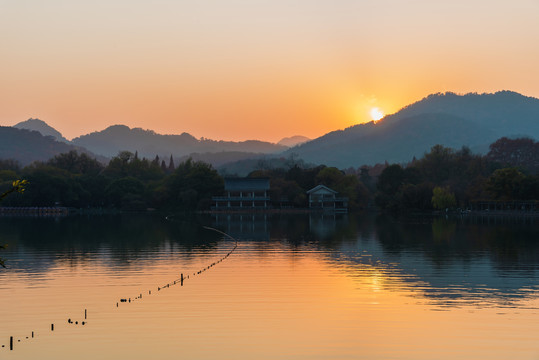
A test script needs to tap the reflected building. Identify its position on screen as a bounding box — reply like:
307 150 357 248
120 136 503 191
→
309 213 341 238
212 214 270 240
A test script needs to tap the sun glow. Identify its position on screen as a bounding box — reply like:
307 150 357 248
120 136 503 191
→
370 107 384 121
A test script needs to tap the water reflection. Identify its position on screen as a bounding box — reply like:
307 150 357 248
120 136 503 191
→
336 215 539 307
1 213 538 308
0 214 222 274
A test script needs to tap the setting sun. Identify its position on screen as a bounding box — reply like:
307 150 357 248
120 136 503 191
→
370 108 384 121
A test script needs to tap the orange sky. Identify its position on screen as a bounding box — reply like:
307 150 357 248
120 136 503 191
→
1 0 538 142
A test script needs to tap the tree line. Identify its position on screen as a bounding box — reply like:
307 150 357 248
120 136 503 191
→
0 137 537 212
372 137 538 211
0 151 222 211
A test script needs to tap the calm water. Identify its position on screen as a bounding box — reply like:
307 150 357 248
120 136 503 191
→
0 213 538 359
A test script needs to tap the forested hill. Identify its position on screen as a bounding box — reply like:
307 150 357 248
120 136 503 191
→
0 127 102 165
72 125 287 159
286 91 539 168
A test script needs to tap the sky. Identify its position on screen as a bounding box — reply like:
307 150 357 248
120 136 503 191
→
1 0 539 142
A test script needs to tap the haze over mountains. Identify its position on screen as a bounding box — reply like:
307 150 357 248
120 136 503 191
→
0 126 101 165
277 135 311 147
3 91 538 169
71 125 287 159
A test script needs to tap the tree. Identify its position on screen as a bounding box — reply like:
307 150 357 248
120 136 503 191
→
377 164 406 195
168 155 175 172
485 167 526 200
0 179 28 201
315 167 366 209
47 150 103 175
431 186 456 210
18 166 77 206
163 159 224 210
486 137 539 174
0 179 28 268
400 183 434 210
413 145 454 184
105 177 146 209
104 151 164 181
285 164 325 191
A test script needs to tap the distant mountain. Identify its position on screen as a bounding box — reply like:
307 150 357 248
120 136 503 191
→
277 135 311 147
286 91 539 168
0 127 103 166
72 125 287 159
13 118 69 143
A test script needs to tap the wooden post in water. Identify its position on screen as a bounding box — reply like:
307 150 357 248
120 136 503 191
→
85 309 87 319
181 273 184 286
51 324 54 331
10 336 13 350
32 331 34 338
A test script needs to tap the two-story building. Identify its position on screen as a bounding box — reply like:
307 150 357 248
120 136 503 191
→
212 178 270 210
307 184 348 212
213 178 348 212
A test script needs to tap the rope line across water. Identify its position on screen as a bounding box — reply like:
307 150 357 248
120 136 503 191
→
2 224 238 352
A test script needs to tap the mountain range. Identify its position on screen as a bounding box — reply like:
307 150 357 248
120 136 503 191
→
284 91 539 168
3 90 539 169
70 125 287 159
0 126 102 166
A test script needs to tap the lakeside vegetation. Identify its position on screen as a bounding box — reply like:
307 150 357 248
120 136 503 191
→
0 137 537 212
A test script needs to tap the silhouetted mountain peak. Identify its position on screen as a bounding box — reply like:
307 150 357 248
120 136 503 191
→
0 126 103 165
277 135 311 147
13 118 68 143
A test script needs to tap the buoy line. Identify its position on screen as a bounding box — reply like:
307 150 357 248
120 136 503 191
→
2 223 238 352
116 226 238 305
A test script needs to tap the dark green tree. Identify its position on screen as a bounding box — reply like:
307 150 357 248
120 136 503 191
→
47 150 103 175
0 179 28 267
163 159 224 210
485 168 526 200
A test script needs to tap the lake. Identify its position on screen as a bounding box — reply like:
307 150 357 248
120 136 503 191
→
0 213 538 359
